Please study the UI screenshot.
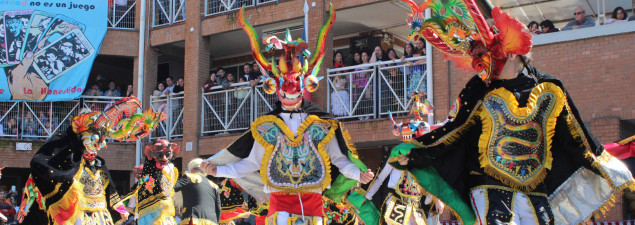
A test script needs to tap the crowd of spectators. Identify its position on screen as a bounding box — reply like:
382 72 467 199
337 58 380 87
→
202 63 262 93
527 6 631 35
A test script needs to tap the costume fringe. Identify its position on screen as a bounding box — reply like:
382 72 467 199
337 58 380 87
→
184 173 202 184
137 198 176 223
47 180 83 225
617 135 635 146
340 127 357 154
251 115 335 193
476 83 565 192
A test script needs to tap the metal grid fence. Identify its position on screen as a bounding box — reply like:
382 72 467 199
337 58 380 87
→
153 0 186 27
108 0 136 29
201 82 276 135
0 96 124 140
205 0 278 16
149 92 184 140
327 56 430 120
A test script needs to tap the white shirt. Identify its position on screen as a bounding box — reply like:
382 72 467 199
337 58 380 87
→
216 112 361 193
365 161 401 200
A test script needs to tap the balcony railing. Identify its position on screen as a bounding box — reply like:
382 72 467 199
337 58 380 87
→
326 56 431 120
0 96 124 140
108 0 136 29
201 82 277 135
149 92 184 140
153 0 185 27
205 0 278 16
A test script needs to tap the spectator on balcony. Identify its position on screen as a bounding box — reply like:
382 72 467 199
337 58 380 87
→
562 7 595 31
333 51 346 69
352 51 363 66
234 76 250 128
540 20 559 33
125 84 134 97
528 21 541 35
104 81 121 97
203 71 219 93
163 76 177 95
23 113 37 137
37 110 48 126
605 7 628 24
401 43 416 60
86 83 103 96
352 51 372 114
415 38 427 55
215 67 230 89
371 45 387 63
226 73 236 89
175 77 185 93
330 74 349 117
153 82 167 98
0 186 16 224
241 63 260 88
4 117 18 136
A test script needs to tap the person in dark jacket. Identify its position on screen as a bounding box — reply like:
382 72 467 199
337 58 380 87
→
174 158 221 225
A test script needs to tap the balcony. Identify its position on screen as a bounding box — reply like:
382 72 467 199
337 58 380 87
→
153 0 186 27
149 92 184 140
205 0 278 16
0 96 124 140
198 57 432 135
108 0 136 29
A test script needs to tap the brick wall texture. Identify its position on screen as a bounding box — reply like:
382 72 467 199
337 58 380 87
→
3 0 634 221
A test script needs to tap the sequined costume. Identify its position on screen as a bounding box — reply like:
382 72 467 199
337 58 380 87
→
206 4 369 225
363 161 435 225
127 140 180 225
18 97 165 225
389 1 635 224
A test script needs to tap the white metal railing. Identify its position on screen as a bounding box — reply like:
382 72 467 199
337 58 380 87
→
153 0 185 27
0 96 125 140
201 82 277 135
149 92 184 140
108 0 136 29
205 0 278 16
327 56 431 120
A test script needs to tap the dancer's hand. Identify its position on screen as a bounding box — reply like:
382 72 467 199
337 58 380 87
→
120 212 129 221
397 154 409 165
360 169 374 184
200 161 217 176
435 198 445 215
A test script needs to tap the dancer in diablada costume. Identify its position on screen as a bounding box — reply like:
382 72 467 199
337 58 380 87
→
127 139 179 225
353 92 443 225
387 0 635 224
17 97 165 225
201 4 374 225
174 158 221 225
218 178 268 225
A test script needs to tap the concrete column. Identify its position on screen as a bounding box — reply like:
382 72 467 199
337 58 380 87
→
308 0 333 110
180 0 210 164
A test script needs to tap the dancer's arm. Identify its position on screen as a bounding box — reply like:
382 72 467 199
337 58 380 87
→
214 143 265 178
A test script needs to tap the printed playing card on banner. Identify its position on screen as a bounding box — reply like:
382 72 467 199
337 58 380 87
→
32 29 94 84
3 10 34 64
24 11 56 55
37 14 85 53
0 13 8 67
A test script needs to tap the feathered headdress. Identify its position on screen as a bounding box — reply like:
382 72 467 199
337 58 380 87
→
403 0 532 84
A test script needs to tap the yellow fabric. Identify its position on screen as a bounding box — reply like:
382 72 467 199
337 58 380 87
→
265 211 320 225
251 115 337 193
477 82 565 192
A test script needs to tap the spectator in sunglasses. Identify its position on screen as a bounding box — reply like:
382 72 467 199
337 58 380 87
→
562 6 595 30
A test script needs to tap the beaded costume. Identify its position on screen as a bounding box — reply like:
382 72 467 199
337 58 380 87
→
126 140 180 225
207 4 368 225
387 1 635 224
18 97 165 225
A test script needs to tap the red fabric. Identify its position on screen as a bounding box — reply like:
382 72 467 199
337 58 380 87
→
604 142 635 159
220 208 248 221
268 193 323 217
255 215 266 225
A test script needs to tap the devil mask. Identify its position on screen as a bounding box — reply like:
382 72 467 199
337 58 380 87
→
238 4 334 109
144 139 180 169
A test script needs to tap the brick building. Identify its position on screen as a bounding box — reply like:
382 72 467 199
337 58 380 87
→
1 0 634 222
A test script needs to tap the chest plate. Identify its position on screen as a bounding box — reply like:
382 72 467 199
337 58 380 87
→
253 115 337 192
478 82 565 191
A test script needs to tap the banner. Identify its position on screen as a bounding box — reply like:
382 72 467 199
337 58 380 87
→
0 0 107 101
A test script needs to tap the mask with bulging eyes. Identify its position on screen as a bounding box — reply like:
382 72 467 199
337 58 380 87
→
144 139 180 169
72 112 109 162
